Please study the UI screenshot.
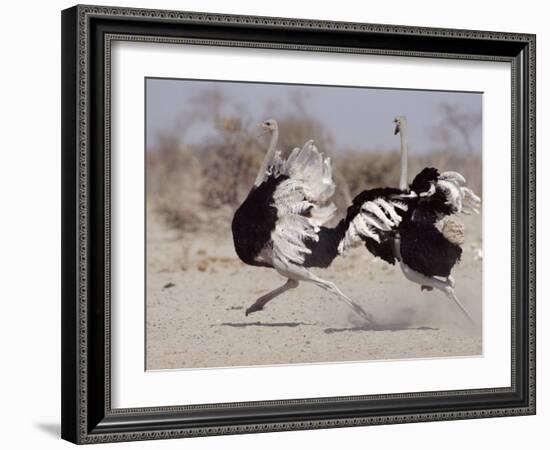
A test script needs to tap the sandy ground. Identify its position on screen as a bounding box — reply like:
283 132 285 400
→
146 213 482 370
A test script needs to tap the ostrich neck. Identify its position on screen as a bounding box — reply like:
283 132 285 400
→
399 128 408 190
254 128 279 187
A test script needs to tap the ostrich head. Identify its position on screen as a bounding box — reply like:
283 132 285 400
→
259 119 278 132
393 115 407 135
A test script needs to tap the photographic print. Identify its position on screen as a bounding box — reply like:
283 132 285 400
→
145 78 483 370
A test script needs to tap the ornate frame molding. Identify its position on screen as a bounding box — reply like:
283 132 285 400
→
62 4 536 444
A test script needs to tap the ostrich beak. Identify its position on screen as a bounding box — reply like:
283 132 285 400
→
256 122 270 137
258 122 271 134
394 121 401 135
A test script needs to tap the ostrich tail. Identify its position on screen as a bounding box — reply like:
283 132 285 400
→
461 187 481 214
440 171 466 185
441 218 465 245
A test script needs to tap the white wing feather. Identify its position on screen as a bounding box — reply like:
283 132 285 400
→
338 198 406 254
270 141 337 266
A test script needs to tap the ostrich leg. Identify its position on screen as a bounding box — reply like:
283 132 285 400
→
399 262 474 323
447 275 456 288
393 238 473 323
315 277 374 323
276 264 374 323
245 278 299 316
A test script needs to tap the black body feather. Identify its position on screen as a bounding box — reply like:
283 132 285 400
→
409 167 455 218
345 168 463 277
399 168 462 276
399 221 462 277
231 174 288 268
410 167 439 193
365 237 398 265
303 221 346 268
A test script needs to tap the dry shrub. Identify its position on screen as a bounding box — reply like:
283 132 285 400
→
147 93 482 234
335 150 401 197
147 139 482 231
409 151 482 196
334 149 482 199
147 139 204 232
148 132 482 235
275 116 334 156
200 129 262 209
148 119 266 232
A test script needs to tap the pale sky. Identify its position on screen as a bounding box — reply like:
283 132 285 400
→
146 77 482 154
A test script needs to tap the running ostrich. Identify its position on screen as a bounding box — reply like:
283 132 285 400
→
232 119 373 322
338 116 481 321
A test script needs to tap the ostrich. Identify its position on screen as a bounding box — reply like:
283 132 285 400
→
338 116 481 322
232 119 372 322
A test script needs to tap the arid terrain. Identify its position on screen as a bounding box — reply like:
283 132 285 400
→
146 212 482 370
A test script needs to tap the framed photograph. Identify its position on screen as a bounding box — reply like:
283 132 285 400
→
61 4 536 444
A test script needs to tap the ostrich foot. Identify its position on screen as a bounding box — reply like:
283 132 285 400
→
421 285 434 292
244 279 299 317
245 303 264 316
348 301 375 324
443 286 474 324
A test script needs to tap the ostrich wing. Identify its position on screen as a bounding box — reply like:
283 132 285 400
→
270 141 337 268
337 187 407 255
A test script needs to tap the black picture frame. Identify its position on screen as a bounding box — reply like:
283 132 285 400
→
61 4 536 444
